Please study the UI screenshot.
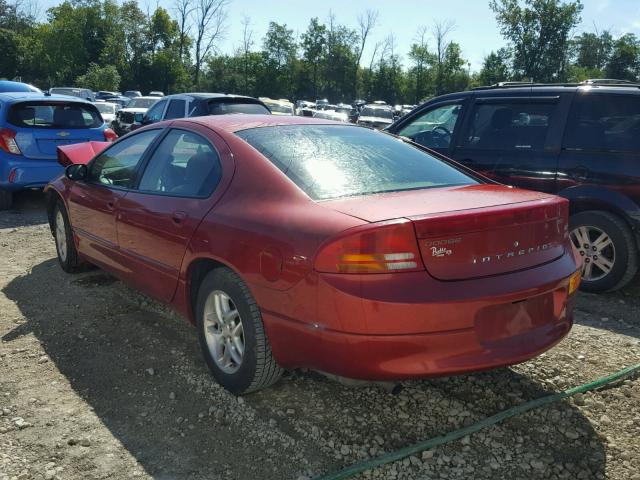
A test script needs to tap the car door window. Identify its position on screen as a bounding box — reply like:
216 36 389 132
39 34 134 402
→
463 101 557 151
145 100 167 123
397 103 463 149
137 129 222 197
88 130 160 187
164 99 186 120
563 93 640 152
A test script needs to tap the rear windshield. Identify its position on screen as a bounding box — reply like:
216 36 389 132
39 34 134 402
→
361 107 394 119
126 98 158 109
8 102 102 129
95 103 116 114
50 88 91 99
265 103 292 114
208 100 270 115
236 125 476 200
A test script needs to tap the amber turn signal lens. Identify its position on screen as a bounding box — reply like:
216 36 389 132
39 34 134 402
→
568 270 581 295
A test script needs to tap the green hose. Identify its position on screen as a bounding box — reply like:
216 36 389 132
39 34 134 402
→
316 362 640 480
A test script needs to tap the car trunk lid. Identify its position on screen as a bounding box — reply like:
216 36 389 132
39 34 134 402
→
322 184 569 280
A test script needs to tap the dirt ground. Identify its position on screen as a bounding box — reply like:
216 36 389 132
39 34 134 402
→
1 191 639 480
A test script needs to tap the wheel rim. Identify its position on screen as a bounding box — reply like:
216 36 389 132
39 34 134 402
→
570 225 615 282
203 290 245 374
55 210 67 263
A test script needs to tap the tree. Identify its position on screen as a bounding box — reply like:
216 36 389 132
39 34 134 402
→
260 21 297 98
174 0 194 61
354 9 378 98
408 25 434 102
76 63 120 91
478 48 511 85
605 34 640 81
193 0 228 87
301 17 327 98
432 19 455 95
490 0 583 81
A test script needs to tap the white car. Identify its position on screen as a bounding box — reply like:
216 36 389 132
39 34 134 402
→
112 96 159 135
93 101 118 126
357 105 395 129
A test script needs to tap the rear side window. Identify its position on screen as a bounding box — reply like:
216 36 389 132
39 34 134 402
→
208 101 270 115
563 93 640 152
236 125 476 200
137 130 221 197
164 99 186 120
8 102 102 129
463 101 557 151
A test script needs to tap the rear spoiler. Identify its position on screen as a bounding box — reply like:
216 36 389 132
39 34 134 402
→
57 141 110 167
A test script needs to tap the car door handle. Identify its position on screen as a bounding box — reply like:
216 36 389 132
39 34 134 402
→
172 211 187 224
106 201 115 211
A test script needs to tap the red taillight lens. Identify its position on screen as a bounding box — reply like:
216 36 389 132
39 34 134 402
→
314 219 424 274
103 128 118 142
0 128 22 155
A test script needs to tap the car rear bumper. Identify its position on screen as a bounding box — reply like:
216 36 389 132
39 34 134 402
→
0 156 62 191
260 249 580 380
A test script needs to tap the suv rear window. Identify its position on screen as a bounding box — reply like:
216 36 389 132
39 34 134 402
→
236 125 476 200
208 100 270 115
8 102 102 129
563 93 640 152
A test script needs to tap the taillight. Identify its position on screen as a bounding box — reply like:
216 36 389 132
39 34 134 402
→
103 128 118 142
0 128 22 155
314 219 424 274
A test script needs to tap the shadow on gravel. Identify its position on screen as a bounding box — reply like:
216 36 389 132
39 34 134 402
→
0 190 48 229
574 278 640 339
3 259 608 479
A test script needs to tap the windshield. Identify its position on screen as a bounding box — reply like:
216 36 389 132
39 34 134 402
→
208 101 271 115
236 125 476 200
127 98 158 109
95 103 116 114
50 88 91 99
361 107 393 119
9 102 102 129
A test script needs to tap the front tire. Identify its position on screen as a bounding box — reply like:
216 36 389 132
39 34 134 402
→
196 268 283 395
570 210 638 292
53 201 86 273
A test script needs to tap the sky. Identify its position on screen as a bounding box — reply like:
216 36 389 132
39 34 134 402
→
37 0 640 71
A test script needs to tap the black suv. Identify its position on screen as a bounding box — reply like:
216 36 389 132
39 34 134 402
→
387 80 640 292
137 93 271 126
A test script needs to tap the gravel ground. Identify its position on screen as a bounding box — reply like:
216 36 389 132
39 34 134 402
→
1 191 639 480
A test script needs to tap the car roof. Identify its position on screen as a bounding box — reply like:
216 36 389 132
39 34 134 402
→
436 83 640 100
163 92 261 101
184 114 346 133
0 92 93 104
0 80 40 93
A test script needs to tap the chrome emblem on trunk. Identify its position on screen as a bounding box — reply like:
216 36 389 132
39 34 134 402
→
472 242 553 264
57 131 70 137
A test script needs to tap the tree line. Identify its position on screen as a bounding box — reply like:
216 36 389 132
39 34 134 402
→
1 0 640 104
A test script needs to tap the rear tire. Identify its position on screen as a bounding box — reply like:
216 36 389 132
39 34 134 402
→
0 189 12 210
196 268 283 395
570 210 638 292
53 200 86 273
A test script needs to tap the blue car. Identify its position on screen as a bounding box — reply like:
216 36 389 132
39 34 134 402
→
0 92 116 209
0 80 42 93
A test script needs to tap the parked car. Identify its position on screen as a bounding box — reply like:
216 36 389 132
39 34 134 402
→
148 91 165 97
95 90 120 100
0 80 42 93
124 90 142 99
386 80 640 292
93 101 118 126
136 93 270 127
296 101 316 117
45 115 580 394
313 105 349 122
111 96 159 136
49 87 95 102
259 97 294 115
0 92 116 209
357 104 395 129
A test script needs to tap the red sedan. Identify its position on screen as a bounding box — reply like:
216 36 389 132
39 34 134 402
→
45 115 581 394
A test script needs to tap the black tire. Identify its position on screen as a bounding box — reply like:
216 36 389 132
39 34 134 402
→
53 200 86 273
196 268 283 395
570 210 638 292
0 189 12 210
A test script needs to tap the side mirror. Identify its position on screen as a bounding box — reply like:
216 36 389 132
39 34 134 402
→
65 164 88 181
134 113 145 124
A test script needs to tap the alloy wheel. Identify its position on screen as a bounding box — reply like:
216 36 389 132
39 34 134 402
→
203 290 245 374
55 210 68 263
570 225 615 282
